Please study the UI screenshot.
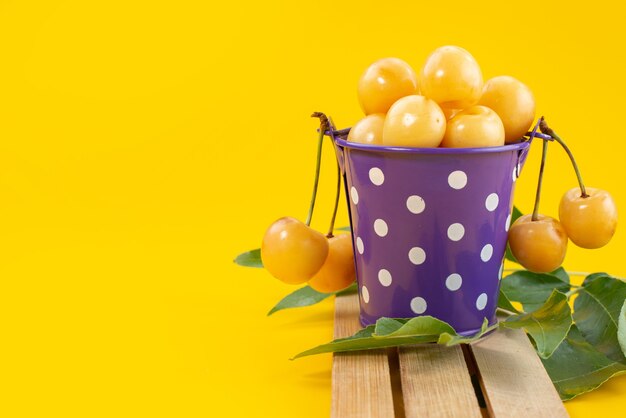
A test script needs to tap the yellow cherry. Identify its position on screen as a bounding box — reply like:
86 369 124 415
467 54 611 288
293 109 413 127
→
419 45 483 109
559 187 618 249
308 234 356 293
508 214 568 273
382 95 446 148
479 76 536 143
261 217 329 284
357 57 418 115
348 114 385 145
441 105 505 148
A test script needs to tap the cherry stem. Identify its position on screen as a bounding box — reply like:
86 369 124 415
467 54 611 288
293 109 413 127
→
326 161 341 238
532 118 549 222
539 119 588 198
307 112 331 226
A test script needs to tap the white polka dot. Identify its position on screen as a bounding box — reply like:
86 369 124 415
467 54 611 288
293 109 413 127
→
361 286 370 304
378 269 392 287
512 166 518 182
505 213 512 232
369 167 385 186
446 273 463 291
374 219 388 237
476 293 488 311
406 195 426 214
350 187 359 205
447 223 465 241
485 193 499 212
410 297 427 314
408 247 426 265
499 263 504 280
448 170 468 190
356 237 364 254
480 244 493 262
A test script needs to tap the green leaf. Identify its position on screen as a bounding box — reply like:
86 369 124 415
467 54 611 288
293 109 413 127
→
267 283 357 316
292 326 435 359
498 289 521 314
504 206 523 263
335 283 358 296
500 270 570 312
268 286 332 315
293 315 489 359
373 318 409 336
374 316 455 338
618 299 626 359
550 267 570 284
573 273 626 362
438 318 494 346
501 290 572 358
541 325 626 400
336 225 351 231
234 248 263 268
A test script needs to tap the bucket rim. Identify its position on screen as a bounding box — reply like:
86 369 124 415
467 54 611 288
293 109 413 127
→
334 137 530 155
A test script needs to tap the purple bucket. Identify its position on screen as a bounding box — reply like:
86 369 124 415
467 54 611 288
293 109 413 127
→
333 134 530 335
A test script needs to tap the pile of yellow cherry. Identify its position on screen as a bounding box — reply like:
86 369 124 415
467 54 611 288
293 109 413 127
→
349 45 535 147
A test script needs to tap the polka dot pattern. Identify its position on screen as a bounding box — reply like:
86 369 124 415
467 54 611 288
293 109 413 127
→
374 219 388 237
356 237 364 254
408 247 426 265
361 285 370 304
448 170 468 190
446 273 462 291
369 167 385 186
351 187 359 205
410 297 427 314
480 244 493 262
378 269 392 287
485 193 499 212
341 139 528 332
406 195 426 214
476 293 488 311
447 223 465 241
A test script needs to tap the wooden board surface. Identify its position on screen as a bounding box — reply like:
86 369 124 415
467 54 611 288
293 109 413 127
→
398 344 483 418
331 293 569 418
470 326 569 417
331 293 396 418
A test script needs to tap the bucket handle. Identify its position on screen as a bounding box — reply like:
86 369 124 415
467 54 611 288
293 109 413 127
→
326 128 350 176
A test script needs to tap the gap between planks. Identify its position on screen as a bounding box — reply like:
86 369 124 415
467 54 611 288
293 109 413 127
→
331 293 568 418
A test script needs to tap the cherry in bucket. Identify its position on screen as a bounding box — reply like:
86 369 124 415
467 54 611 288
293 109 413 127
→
419 45 484 111
479 76 536 143
382 95 446 147
347 114 385 145
441 105 505 148
358 58 418 115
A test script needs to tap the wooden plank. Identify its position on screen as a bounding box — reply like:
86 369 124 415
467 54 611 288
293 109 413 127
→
331 293 395 418
398 344 483 418
470 327 569 417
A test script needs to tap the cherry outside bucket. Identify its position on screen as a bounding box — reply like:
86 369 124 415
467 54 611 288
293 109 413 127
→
333 133 530 335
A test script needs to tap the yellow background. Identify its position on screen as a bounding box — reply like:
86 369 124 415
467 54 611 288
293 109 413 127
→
1 0 625 416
